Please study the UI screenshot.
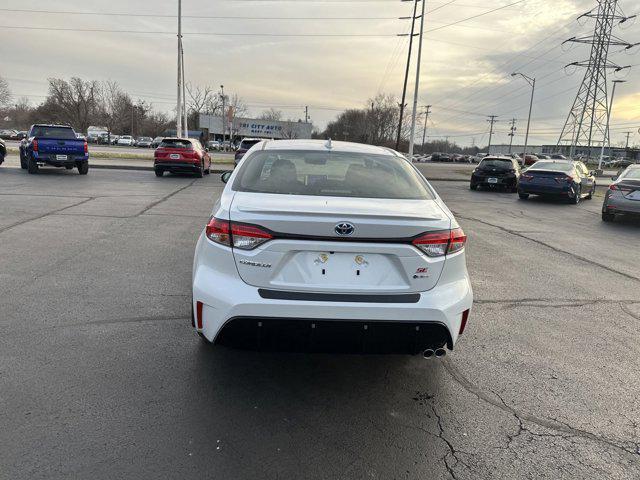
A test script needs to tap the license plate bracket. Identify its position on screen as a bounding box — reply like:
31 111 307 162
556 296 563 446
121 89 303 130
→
170 154 181 160
56 155 68 161
488 177 498 184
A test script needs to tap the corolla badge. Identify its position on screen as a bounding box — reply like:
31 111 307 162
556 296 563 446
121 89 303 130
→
334 222 355 236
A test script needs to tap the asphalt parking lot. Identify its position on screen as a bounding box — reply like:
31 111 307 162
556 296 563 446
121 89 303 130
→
1 166 639 479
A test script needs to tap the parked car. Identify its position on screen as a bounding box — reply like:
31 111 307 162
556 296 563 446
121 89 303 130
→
117 135 135 146
537 154 550 160
518 160 595 204
192 140 472 355
0 137 5 165
206 140 221 151
550 154 567 160
602 165 640 222
470 156 520 192
0 129 18 140
154 138 211 177
19 124 89 174
234 138 263 166
110 135 121 145
521 154 539 166
136 136 153 148
16 131 28 140
151 136 164 148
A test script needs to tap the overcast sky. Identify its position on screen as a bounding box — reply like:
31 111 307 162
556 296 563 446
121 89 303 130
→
1 0 638 146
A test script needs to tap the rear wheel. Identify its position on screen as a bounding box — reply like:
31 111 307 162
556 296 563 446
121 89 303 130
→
586 183 596 199
0 152 4 165
518 192 529 200
77 161 89 175
154 168 164 177
602 211 615 222
27 155 38 174
470 183 477 191
20 153 27 169
195 161 204 178
570 185 581 205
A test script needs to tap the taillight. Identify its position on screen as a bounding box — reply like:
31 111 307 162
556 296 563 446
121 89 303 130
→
610 184 633 192
205 217 231 246
196 301 203 329
205 218 272 250
412 228 467 257
33 138 38 152
231 222 273 250
84 141 88 154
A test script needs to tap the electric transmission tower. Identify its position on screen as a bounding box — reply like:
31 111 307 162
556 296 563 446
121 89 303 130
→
557 0 636 157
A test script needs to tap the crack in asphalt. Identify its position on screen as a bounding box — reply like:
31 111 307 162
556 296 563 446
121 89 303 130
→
135 179 199 216
621 304 640 321
453 212 640 284
0 197 94 234
474 298 640 309
443 360 640 457
429 403 463 479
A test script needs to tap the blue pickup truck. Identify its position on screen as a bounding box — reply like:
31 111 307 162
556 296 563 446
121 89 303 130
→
19 124 89 174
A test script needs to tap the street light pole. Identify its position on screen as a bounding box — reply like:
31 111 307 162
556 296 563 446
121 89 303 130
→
511 72 535 167
220 85 226 148
421 105 431 153
599 79 625 171
408 0 426 158
395 0 419 151
176 0 183 138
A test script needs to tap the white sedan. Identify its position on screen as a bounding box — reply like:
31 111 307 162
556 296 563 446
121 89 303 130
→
192 139 473 357
117 135 135 146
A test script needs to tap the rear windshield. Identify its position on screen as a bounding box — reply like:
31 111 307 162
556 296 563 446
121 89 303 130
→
233 150 434 199
479 159 513 168
160 139 192 149
240 140 261 150
621 168 640 180
31 126 77 139
530 161 574 172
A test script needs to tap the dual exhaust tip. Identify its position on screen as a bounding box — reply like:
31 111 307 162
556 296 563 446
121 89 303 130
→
423 348 447 359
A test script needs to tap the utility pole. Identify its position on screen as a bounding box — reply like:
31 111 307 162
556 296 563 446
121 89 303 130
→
624 131 631 149
487 115 498 154
599 79 625 170
395 0 419 151
408 0 426 158
304 106 309 123
508 118 517 154
421 105 431 153
176 0 183 138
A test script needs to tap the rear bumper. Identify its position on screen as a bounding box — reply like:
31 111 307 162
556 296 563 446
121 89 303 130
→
604 196 640 215
192 234 473 353
154 161 200 172
33 153 88 167
471 174 517 187
518 183 571 195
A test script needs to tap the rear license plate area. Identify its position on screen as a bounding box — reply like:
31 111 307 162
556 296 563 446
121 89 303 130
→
170 153 181 160
488 177 498 184
56 155 68 161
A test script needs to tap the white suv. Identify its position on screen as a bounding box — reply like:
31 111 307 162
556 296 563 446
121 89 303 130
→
192 140 473 356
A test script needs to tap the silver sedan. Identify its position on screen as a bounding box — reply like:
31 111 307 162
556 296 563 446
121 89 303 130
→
602 165 640 222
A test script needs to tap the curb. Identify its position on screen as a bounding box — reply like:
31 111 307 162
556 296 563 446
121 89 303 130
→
89 164 233 173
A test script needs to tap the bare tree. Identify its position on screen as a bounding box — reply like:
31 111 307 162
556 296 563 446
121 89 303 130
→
99 81 133 138
0 75 12 109
40 77 101 132
259 108 283 121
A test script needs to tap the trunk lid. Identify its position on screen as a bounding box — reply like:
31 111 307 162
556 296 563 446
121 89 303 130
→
37 138 85 155
229 192 451 294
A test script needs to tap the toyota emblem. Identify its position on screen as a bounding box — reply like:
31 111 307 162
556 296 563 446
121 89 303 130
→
334 222 355 236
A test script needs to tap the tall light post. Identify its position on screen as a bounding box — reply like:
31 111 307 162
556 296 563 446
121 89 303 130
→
408 0 426 158
176 0 183 138
511 72 535 166
599 79 625 171
421 105 431 153
220 85 226 148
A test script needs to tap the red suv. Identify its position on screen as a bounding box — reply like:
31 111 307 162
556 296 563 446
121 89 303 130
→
154 138 211 177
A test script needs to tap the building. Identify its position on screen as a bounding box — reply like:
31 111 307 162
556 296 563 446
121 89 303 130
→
198 114 312 141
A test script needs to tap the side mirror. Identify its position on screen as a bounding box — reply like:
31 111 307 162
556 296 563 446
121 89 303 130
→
221 171 233 184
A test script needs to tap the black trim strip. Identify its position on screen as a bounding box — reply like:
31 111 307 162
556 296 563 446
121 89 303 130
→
258 289 420 303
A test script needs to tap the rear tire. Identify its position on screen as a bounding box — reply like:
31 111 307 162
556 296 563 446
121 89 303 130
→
195 161 204 178
77 161 89 175
155 168 164 177
20 154 27 169
27 155 38 174
470 183 477 191
602 211 615 222
586 183 596 200
518 192 529 200
570 185 581 205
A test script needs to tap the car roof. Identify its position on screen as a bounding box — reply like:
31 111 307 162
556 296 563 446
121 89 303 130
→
261 139 404 157
481 156 513 160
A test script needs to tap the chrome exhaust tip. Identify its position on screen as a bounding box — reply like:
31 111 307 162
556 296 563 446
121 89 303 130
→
435 348 447 358
423 349 435 359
